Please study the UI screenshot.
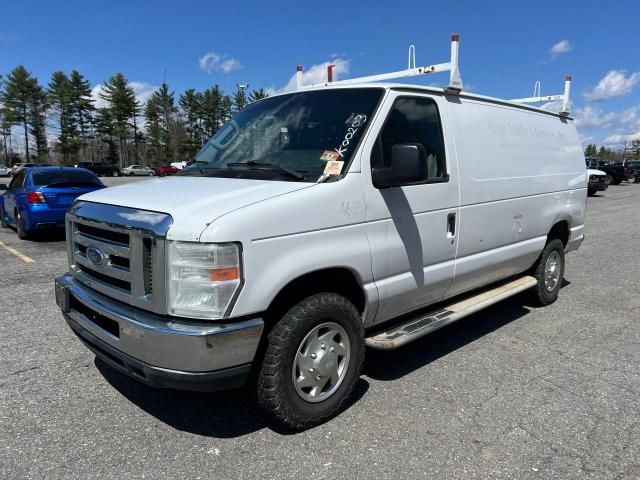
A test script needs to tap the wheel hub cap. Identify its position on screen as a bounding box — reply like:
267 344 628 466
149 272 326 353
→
544 251 561 292
292 322 350 403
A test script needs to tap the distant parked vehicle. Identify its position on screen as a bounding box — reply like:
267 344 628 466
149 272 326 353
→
77 162 121 177
587 168 608 196
624 161 640 183
585 158 629 185
122 165 155 176
0 167 106 239
170 161 187 170
12 162 51 175
0 165 10 177
155 165 179 177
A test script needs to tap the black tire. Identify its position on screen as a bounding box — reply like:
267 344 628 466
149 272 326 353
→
0 205 8 228
612 178 622 185
605 175 613 185
15 209 29 240
257 293 365 430
528 238 565 307
148 172 154 176
112 170 119 177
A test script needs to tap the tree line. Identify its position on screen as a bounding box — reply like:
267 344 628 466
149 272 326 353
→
584 140 640 162
0 66 268 167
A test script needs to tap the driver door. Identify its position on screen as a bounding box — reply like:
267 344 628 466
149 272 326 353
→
362 92 460 325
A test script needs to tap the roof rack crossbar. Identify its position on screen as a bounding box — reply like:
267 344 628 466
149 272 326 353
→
295 34 463 93
510 76 572 116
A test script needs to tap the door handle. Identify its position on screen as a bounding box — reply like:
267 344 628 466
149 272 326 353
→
447 212 456 237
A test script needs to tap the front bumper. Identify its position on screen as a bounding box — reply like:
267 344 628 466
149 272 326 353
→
55 273 264 391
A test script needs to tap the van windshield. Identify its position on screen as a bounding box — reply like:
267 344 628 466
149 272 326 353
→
185 88 383 181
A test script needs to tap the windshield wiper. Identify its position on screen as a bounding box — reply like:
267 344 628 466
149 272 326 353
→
226 161 305 180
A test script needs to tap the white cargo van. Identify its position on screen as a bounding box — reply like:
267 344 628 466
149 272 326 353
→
55 36 586 429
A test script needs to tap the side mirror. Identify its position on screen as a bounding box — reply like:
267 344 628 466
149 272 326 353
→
372 143 426 188
0 184 7 191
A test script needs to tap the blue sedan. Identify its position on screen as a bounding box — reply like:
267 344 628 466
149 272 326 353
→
0 167 106 239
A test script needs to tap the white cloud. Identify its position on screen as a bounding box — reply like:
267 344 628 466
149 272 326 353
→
583 70 640 101
603 131 640 145
91 81 159 108
573 104 640 131
198 52 242 74
550 40 571 59
539 100 566 112
268 58 350 95
574 105 616 128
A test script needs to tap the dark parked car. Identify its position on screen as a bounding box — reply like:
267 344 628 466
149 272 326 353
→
585 158 629 185
0 167 106 239
77 161 121 177
154 165 179 176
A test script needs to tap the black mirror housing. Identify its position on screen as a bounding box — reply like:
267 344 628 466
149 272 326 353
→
372 143 426 188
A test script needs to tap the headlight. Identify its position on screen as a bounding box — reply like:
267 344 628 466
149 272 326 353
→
167 241 242 319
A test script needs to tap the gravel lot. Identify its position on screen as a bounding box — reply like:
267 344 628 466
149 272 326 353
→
1 178 639 479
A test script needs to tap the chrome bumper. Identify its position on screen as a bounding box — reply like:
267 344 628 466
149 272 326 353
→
55 273 264 376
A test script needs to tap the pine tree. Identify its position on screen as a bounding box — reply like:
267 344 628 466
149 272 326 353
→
201 85 224 137
1 66 39 160
48 71 77 163
233 86 247 112
179 88 203 154
99 73 137 167
69 71 95 160
248 88 268 103
28 83 49 159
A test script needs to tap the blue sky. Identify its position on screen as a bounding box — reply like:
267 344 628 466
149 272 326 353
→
1 0 638 148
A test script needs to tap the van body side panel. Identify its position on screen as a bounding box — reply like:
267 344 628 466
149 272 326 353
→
445 96 586 298
199 174 377 319
360 92 461 326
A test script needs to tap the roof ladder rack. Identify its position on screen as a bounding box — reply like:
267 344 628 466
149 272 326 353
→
295 34 464 93
510 76 572 116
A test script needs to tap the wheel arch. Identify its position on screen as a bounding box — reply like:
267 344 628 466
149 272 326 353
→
547 220 570 247
264 267 367 329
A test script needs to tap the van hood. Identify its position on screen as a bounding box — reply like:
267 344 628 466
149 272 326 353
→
78 176 315 241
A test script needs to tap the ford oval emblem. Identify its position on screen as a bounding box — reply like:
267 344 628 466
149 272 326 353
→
86 246 105 266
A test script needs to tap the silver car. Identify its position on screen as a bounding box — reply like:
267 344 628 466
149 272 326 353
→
0 165 11 177
122 165 155 176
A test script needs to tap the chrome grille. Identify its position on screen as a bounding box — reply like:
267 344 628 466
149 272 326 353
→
66 201 172 314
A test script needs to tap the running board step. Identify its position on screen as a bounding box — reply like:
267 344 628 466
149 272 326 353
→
365 276 537 350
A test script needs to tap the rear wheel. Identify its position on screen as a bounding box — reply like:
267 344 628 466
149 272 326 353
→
257 293 365 430
148 171 154 176
605 175 613 185
528 239 565 306
112 170 119 177
15 209 29 240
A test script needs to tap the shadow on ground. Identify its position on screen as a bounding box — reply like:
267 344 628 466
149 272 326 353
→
96 358 369 438
364 296 532 381
95 283 573 437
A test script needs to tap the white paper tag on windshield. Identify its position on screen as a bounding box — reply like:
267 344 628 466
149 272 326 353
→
323 160 344 176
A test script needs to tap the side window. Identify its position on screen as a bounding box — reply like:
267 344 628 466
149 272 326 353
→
373 96 447 183
8 173 25 189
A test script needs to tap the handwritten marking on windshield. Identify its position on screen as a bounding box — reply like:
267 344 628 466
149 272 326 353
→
334 114 368 159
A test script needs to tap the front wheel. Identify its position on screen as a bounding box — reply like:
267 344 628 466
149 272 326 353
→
528 239 565 306
0 205 8 228
112 170 119 177
257 293 365 430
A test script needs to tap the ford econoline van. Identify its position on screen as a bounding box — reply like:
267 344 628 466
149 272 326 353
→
55 80 586 429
